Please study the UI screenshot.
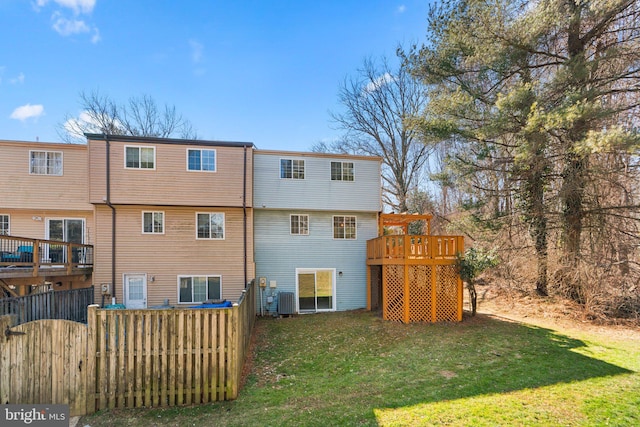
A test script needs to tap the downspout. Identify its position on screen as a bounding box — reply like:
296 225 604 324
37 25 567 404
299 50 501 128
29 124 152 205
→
243 145 248 288
104 134 116 303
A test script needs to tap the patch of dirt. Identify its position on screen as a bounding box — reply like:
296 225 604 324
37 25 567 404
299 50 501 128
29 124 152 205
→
471 285 640 341
439 370 457 379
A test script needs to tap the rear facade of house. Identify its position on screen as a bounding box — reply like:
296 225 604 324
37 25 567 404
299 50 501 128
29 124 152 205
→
86 134 255 308
0 140 93 291
1 137 382 312
253 150 382 314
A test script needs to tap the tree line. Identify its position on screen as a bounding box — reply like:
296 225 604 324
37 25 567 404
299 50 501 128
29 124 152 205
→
324 0 640 316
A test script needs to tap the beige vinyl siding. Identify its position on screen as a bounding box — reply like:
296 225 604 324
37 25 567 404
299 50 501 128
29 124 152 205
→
0 208 93 242
92 205 254 307
88 139 253 207
0 140 91 210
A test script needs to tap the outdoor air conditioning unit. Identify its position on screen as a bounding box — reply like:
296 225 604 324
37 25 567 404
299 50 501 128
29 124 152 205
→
278 292 295 316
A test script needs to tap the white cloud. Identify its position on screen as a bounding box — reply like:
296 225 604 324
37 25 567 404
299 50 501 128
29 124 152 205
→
35 0 100 42
63 110 119 135
91 27 101 43
397 5 406 13
190 40 204 63
10 104 45 121
36 0 96 15
52 12 90 36
364 73 394 93
10 73 25 84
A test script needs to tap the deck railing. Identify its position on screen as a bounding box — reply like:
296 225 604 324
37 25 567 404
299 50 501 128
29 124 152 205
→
367 235 464 262
0 235 93 275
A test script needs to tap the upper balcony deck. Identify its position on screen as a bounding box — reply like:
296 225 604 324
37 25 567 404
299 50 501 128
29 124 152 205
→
0 235 93 281
366 212 464 266
366 234 464 265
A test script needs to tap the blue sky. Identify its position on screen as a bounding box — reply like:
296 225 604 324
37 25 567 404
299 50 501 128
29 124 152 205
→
1 0 431 152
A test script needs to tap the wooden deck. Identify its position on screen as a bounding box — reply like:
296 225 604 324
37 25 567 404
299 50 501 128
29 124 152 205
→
0 235 93 294
366 235 464 265
366 234 465 323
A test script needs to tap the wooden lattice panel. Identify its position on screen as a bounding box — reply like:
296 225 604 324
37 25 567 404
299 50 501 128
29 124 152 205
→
436 265 459 321
409 265 432 322
383 265 405 322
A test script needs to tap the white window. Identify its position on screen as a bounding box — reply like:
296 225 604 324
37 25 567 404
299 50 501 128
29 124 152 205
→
178 275 222 303
0 215 9 235
30 151 62 175
125 146 155 169
142 211 164 234
333 216 356 239
331 161 354 181
196 213 225 239
187 149 216 172
290 214 309 235
280 159 305 179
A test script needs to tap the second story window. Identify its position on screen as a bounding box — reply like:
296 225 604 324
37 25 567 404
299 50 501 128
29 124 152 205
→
125 146 155 169
333 216 357 239
188 149 216 172
30 151 62 175
331 161 354 181
0 215 9 235
290 214 309 235
280 159 305 179
196 213 225 239
142 211 164 234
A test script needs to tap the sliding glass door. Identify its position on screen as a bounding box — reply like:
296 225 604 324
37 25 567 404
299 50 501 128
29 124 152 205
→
46 218 85 263
297 269 335 312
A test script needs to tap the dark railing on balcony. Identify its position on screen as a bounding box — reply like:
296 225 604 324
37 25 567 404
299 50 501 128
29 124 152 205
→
367 235 464 263
0 235 93 276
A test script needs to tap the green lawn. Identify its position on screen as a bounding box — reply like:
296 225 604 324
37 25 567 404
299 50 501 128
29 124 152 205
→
80 310 640 426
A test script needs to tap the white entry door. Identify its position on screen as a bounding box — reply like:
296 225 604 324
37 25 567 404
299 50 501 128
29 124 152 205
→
124 274 147 309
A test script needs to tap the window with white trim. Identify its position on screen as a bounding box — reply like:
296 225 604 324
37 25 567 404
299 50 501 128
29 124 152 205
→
178 275 221 303
280 159 305 179
187 149 216 172
125 146 155 169
333 216 356 239
0 215 9 235
30 151 62 175
290 214 309 235
331 161 354 181
142 211 164 234
196 213 225 239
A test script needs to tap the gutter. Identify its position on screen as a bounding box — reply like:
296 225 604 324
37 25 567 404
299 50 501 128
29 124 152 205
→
104 134 116 301
243 145 248 287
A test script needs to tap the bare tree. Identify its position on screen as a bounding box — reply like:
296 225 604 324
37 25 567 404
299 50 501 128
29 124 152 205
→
58 90 199 143
321 56 433 212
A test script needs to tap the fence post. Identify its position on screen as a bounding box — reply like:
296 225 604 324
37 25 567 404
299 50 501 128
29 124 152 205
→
86 304 98 415
227 306 238 399
403 236 411 323
0 314 17 404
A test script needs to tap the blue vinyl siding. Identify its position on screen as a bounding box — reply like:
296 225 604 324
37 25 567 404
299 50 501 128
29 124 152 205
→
254 210 377 312
254 153 381 212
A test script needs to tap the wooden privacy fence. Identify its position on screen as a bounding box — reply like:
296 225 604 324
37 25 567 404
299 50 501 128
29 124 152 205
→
0 281 256 416
0 287 94 325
